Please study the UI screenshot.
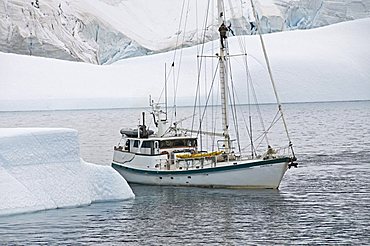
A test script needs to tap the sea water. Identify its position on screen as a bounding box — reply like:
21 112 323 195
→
0 101 369 244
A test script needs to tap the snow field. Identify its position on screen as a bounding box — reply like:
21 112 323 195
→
1 18 369 111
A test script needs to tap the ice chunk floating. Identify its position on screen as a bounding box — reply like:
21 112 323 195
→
0 128 134 216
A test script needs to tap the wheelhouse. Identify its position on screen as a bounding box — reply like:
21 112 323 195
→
115 136 198 156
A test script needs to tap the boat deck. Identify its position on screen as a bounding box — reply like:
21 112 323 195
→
123 155 287 172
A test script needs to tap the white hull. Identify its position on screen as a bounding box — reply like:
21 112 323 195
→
112 158 289 189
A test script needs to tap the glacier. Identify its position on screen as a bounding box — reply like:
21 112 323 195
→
1 18 369 111
0 128 135 216
1 0 370 64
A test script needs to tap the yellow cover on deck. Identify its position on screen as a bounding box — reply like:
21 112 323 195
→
176 151 223 159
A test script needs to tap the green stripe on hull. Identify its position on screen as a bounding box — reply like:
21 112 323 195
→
112 157 290 175
124 182 278 189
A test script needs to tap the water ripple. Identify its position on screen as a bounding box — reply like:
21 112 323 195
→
1 101 370 244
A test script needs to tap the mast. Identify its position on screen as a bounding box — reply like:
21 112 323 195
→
217 0 230 153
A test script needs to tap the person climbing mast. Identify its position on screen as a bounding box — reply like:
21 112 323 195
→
219 22 228 48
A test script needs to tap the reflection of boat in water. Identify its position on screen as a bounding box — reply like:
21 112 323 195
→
112 0 297 189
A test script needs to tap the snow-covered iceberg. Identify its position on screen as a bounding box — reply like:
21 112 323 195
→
0 128 134 216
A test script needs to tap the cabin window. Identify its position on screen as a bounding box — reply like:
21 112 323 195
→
141 141 153 148
133 140 140 148
191 139 197 147
160 140 172 148
142 141 154 155
159 139 197 148
174 139 185 147
124 140 130 151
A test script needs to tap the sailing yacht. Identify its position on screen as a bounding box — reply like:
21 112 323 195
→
112 0 297 189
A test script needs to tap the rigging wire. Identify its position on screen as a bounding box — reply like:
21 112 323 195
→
227 56 242 155
204 47 208 149
191 0 212 135
173 0 192 123
249 73 270 147
198 61 203 151
192 0 213 150
233 11 257 157
172 0 187 63
254 111 282 150
211 0 216 151
196 63 220 137
212 72 221 152
231 87 259 157
157 0 189 123
229 0 269 156
232 0 285 151
249 0 296 159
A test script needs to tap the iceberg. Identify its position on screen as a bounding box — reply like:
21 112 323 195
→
0 128 134 216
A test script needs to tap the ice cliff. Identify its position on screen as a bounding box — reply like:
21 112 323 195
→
0 0 149 64
0 128 134 216
1 0 369 64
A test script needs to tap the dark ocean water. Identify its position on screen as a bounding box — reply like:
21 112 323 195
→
0 101 369 245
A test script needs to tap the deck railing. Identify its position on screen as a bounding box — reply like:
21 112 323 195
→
155 145 292 171
157 155 219 171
